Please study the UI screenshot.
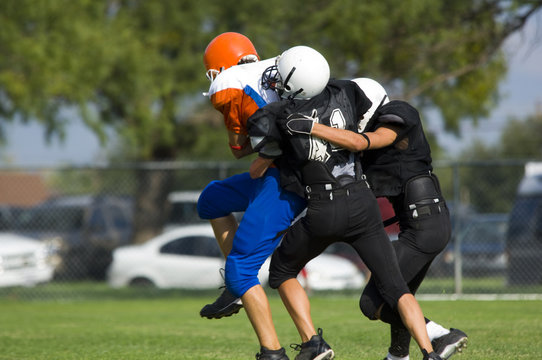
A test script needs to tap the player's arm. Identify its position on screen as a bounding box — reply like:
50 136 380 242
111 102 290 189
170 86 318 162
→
213 87 254 159
312 123 399 151
249 156 275 179
228 131 253 159
247 104 284 178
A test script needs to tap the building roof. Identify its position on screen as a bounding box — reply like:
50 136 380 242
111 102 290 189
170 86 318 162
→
0 172 51 206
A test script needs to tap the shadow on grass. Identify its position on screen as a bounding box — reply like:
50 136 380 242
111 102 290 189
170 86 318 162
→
0 281 226 302
2 277 540 302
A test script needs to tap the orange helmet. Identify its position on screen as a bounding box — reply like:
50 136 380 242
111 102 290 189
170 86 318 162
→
203 32 259 81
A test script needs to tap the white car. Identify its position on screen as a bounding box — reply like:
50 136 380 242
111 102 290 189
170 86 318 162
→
299 253 366 291
0 233 55 287
107 224 365 290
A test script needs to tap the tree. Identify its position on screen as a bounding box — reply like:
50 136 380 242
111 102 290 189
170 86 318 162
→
2 1 542 154
211 0 542 132
1 0 541 241
500 112 542 159
457 110 542 213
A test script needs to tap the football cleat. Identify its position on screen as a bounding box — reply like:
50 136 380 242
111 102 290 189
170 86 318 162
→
432 328 468 359
422 349 444 360
256 347 289 360
290 328 334 360
199 286 242 319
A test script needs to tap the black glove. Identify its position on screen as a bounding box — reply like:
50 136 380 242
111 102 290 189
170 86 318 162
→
285 110 318 135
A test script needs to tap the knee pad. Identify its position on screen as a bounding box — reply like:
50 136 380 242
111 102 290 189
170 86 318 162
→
224 266 260 298
224 252 263 298
268 248 299 289
379 304 405 327
196 182 219 219
359 293 379 320
268 270 294 290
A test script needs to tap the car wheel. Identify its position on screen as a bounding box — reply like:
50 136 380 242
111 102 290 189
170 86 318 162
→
129 277 155 288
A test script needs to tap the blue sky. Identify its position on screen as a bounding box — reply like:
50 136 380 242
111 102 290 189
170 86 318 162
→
2 12 541 166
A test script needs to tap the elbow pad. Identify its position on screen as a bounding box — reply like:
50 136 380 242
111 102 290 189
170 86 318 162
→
378 113 405 125
248 106 283 155
259 141 282 159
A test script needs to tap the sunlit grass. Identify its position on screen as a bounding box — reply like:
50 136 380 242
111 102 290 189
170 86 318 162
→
0 283 540 359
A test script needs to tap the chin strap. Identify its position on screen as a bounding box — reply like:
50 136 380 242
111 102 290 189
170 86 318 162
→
288 88 304 99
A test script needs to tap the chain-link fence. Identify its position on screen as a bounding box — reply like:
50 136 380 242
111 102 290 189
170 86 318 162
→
1 160 541 299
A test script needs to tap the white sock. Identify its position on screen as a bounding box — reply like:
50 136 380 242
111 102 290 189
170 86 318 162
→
426 321 450 341
386 353 409 360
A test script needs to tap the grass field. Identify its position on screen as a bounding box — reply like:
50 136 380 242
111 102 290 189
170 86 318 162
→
0 284 541 360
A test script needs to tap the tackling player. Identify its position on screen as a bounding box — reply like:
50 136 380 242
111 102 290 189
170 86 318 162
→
248 45 444 360
294 78 468 360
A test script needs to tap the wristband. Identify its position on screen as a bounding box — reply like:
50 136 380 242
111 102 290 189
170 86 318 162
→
360 133 371 150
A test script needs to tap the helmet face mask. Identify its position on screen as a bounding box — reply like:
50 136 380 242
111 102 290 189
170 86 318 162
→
262 64 282 92
261 56 289 97
206 69 221 82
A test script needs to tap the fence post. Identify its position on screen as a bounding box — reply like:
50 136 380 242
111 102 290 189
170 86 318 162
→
452 161 463 295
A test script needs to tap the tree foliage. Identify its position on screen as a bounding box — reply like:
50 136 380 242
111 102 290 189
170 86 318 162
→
0 0 211 159
457 110 542 213
500 112 542 159
1 0 541 241
1 0 541 160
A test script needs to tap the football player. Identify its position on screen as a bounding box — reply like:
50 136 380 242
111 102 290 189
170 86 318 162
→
197 32 306 360
305 77 468 360
248 45 443 360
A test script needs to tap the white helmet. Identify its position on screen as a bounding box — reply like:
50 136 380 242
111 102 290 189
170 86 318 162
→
351 77 390 132
262 46 330 99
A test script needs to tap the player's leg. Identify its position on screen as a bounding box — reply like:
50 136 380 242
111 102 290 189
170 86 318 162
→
378 238 436 360
197 173 254 319
359 250 440 358
225 168 305 357
271 224 335 360
210 213 238 257
381 208 466 359
392 175 467 358
242 285 282 349
348 192 438 358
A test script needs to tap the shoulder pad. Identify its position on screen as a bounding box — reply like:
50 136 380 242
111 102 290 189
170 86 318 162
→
377 100 419 126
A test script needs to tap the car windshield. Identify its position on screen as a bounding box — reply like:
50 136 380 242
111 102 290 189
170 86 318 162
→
462 220 507 246
16 207 85 232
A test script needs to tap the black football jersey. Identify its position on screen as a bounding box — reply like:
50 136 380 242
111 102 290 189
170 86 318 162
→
361 100 433 197
248 79 372 197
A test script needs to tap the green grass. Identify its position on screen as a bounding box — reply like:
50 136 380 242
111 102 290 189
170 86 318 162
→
417 276 542 295
0 284 541 359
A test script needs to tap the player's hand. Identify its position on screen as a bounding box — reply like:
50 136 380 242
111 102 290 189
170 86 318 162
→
285 110 318 135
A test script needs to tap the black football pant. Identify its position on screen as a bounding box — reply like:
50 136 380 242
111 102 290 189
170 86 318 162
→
269 181 410 311
359 180 451 325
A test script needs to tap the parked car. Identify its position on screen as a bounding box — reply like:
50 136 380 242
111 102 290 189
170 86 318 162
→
446 201 478 230
107 224 365 290
163 190 244 232
324 197 399 276
0 205 24 231
506 162 542 285
13 195 134 280
298 252 366 291
0 232 55 287
163 191 205 231
429 213 508 277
